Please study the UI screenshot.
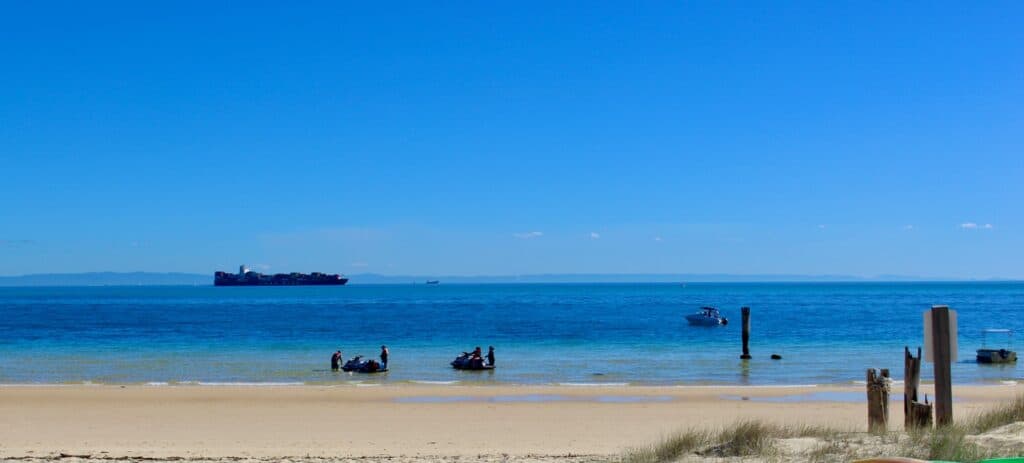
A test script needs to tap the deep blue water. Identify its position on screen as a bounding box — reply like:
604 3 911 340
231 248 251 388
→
0 283 1021 386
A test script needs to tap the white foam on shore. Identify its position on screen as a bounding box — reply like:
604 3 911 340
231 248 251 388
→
192 381 306 387
672 384 820 389
0 383 69 387
1000 380 1019 386
145 382 170 386
410 380 460 385
557 382 630 387
852 380 904 386
354 383 381 387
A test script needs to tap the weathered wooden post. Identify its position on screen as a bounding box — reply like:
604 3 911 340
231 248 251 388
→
925 305 956 427
904 346 933 429
866 368 891 433
740 306 751 360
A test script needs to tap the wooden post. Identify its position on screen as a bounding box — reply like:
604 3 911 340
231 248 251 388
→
904 346 932 429
931 306 953 426
866 368 891 433
740 307 751 360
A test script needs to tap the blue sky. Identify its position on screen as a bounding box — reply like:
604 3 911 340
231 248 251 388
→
2 2 1022 278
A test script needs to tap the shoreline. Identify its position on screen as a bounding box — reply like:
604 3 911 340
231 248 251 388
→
1 384 1019 458
0 379 1018 387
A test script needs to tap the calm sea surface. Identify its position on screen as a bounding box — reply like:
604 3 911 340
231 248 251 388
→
0 283 1021 386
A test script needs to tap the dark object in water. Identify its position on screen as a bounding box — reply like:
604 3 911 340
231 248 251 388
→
425 280 440 285
771 354 782 360
342 356 388 373
977 329 1016 364
977 348 1016 364
214 265 348 286
451 353 494 370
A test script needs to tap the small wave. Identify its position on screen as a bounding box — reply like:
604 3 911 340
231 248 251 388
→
410 380 460 385
354 383 381 387
1000 380 1018 386
145 382 169 386
557 382 630 387
0 383 68 387
673 384 820 389
192 381 305 386
852 379 903 386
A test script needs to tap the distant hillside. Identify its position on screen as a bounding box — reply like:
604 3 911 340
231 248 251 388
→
344 273 942 284
0 271 984 287
0 272 210 287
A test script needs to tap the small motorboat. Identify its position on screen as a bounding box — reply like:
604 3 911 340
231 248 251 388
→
341 356 388 373
685 306 728 326
977 329 1017 364
451 353 494 370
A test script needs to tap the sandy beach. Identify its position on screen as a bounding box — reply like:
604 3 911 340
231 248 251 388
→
0 384 1019 460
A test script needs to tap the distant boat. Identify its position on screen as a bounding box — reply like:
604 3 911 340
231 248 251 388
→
425 280 440 285
977 328 1017 364
685 306 728 326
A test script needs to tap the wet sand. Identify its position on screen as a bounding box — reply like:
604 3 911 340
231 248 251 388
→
0 384 1018 459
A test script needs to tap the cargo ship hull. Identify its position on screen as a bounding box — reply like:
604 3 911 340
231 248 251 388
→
214 266 349 286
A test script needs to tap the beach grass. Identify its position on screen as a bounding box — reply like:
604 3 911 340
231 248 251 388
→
622 421 841 462
622 394 1024 463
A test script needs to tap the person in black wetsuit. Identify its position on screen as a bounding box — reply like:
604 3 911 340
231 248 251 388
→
380 345 389 370
486 346 495 367
331 350 342 371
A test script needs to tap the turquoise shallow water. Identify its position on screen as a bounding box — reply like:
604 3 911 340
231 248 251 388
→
0 282 1020 386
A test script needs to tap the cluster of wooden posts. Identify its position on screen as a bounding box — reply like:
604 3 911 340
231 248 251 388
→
737 304 953 433
865 305 955 433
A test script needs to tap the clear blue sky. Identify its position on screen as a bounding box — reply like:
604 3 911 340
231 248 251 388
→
2 2 1022 278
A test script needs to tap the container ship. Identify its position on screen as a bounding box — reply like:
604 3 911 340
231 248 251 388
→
214 265 349 286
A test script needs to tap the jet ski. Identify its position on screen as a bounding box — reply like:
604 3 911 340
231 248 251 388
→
341 356 388 373
451 353 494 370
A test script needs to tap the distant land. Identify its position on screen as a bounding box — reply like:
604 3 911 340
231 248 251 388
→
0 271 1016 287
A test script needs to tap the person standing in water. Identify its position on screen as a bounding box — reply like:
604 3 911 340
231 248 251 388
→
380 345 389 370
486 346 495 367
330 350 342 371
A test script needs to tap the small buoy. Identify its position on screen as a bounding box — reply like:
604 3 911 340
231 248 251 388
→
771 354 782 360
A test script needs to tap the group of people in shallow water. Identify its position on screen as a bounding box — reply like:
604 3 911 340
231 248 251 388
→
329 345 497 372
452 346 495 370
330 345 389 373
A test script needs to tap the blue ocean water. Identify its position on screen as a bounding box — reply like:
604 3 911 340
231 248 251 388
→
0 283 1021 386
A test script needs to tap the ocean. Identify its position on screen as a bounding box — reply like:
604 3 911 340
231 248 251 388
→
0 283 1020 386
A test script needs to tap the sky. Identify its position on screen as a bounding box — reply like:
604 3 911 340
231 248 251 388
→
1 2 1022 278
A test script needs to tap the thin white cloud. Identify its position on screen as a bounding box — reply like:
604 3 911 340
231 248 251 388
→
513 231 544 239
817 224 827 230
983 223 994 229
903 225 914 230
589 232 600 240
961 223 978 229
0 239 35 246
653 236 663 242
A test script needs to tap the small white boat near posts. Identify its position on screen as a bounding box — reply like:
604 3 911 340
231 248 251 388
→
977 328 1017 364
685 306 728 326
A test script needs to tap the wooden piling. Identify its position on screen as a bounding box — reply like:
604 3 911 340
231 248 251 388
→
740 307 751 360
866 368 891 433
930 306 953 426
904 346 932 429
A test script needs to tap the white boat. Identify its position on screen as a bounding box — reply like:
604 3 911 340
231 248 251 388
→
685 306 728 326
977 329 1016 364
